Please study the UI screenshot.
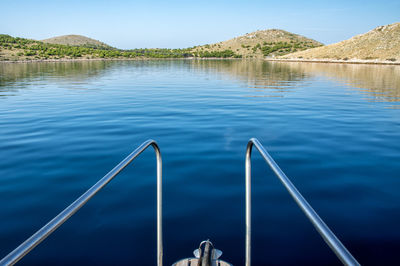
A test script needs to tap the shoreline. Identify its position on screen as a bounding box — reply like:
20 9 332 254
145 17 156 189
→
266 58 400 66
1 57 400 66
0 57 173 64
0 57 243 64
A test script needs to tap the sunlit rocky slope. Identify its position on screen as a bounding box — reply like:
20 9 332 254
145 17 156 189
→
281 22 400 62
192 29 323 59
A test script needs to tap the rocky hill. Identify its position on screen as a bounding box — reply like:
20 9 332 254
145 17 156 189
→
281 22 400 62
192 29 323 58
42 34 113 50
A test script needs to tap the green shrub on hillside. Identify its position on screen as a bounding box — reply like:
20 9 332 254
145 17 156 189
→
196 49 241 58
252 43 261 52
260 41 320 56
24 50 36 56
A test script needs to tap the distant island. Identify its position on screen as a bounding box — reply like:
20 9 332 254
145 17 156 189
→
0 22 399 64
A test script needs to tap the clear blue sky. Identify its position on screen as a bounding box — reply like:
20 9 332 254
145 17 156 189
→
1 0 399 49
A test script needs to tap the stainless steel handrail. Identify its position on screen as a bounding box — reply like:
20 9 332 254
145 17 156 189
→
0 139 163 266
245 138 359 266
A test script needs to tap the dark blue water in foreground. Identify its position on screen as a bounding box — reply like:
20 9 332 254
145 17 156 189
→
0 60 400 265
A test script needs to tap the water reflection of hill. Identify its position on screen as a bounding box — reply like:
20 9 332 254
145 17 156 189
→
188 60 309 97
1 60 399 104
281 62 400 103
189 60 400 103
0 61 112 86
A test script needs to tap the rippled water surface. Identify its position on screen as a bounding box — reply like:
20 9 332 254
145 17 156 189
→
1 60 400 265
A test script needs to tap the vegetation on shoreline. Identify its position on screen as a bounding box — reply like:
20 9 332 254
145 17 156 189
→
0 34 241 61
0 29 319 61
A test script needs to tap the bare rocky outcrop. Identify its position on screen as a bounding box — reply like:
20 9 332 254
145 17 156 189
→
280 22 400 62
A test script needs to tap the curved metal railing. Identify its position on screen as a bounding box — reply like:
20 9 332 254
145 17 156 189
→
245 138 359 266
0 139 163 266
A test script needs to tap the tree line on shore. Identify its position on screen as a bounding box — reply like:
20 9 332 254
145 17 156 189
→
0 34 242 60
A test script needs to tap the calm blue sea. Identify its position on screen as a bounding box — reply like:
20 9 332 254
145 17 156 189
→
0 60 399 265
